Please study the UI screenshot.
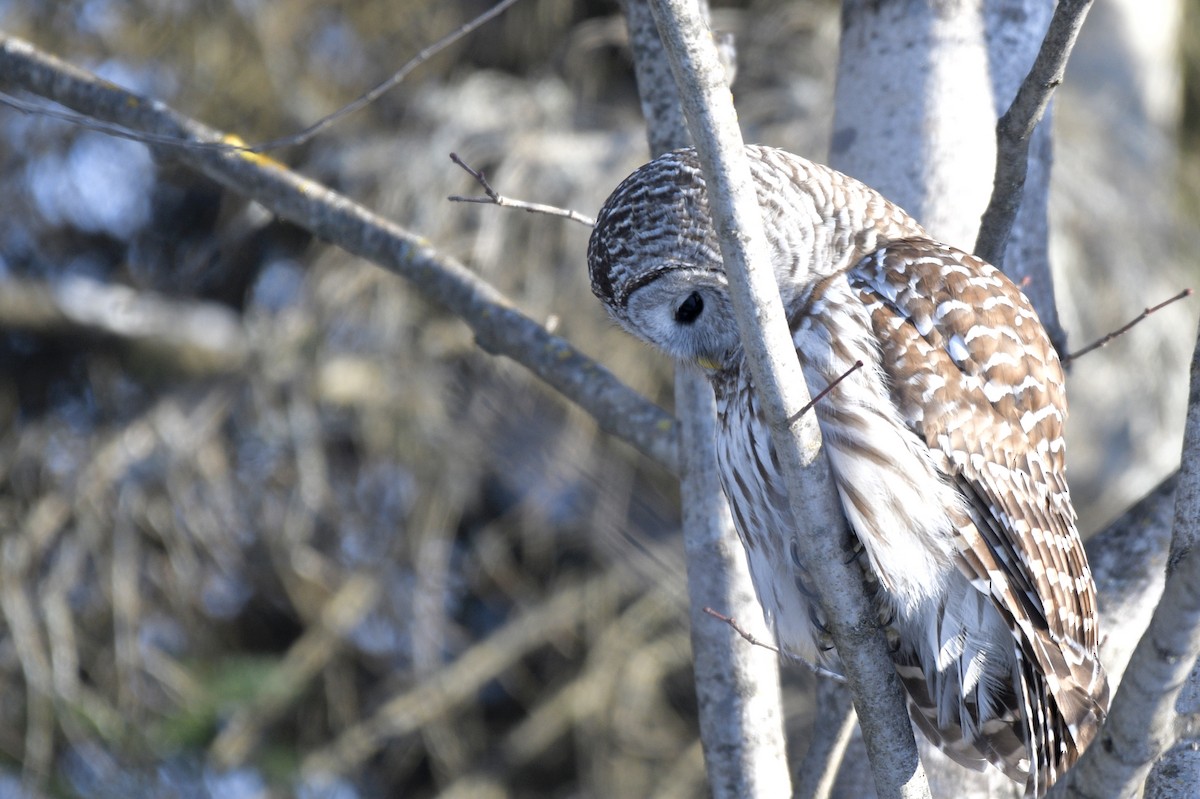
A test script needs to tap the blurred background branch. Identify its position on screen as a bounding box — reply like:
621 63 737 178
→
0 33 680 474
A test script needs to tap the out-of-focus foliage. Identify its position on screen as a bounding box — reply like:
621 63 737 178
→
0 2 835 797
0 0 1196 797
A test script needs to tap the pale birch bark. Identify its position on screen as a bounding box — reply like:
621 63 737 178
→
620 2 793 795
645 1 931 796
827 1 1081 796
830 0 996 253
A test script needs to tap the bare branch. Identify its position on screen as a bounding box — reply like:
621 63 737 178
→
0 276 247 374
622 0 692 157
447 152 596 226
1057 321 1200 797
974 0 1094 268
645 2 929 797
498 589 685 768
788 361 864 425
301 567 637 777
701 607 782 655
0 32 679 475
620 2 793 794
1061 289 1193 366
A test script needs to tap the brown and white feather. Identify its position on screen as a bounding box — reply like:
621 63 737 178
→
587 145 1108 797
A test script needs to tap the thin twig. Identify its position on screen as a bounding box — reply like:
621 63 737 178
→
447 153 596 226
974 0 1094 268
787 360 863 425
623 2 793 795
1061 289 1192 366
250 0 525 151
1058 322 1200 797
702 606 848 683
0 0 524 154
0 90 207 148
647 1 929 795
702 607 782 654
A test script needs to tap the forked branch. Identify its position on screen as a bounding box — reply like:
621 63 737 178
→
448 152 596 226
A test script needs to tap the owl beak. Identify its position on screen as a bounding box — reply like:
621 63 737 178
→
696 355 722 371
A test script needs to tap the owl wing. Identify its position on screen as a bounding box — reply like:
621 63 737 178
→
847 238 1108 752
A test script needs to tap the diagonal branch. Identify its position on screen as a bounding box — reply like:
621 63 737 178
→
974 0 1094 269
644 2 929 798
619 2 793 795
1060 289 1193 366
0 33 678 475
1056 321 1200 796
788 361 863 425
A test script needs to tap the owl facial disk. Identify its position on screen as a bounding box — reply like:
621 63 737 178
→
620 266 738 368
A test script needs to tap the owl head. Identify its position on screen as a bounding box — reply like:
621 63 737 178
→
586 148 739 370
586 145 917 371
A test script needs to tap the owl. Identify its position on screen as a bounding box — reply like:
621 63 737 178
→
586 145 1108 796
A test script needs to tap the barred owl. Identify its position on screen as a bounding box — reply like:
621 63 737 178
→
586 145 1108 796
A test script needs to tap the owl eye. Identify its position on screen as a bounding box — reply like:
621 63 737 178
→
674 292 704 324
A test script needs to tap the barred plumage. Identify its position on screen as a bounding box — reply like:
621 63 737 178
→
587 145 1108 796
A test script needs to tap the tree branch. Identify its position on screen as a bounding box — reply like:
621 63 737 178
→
1060 289 1193 366
645 2 929 797
1058 321 1200 797
447 152 597 226
974 0 1094 270
623 0 692 158
619 2 792 794
0 33 679 475
0 276 246 374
